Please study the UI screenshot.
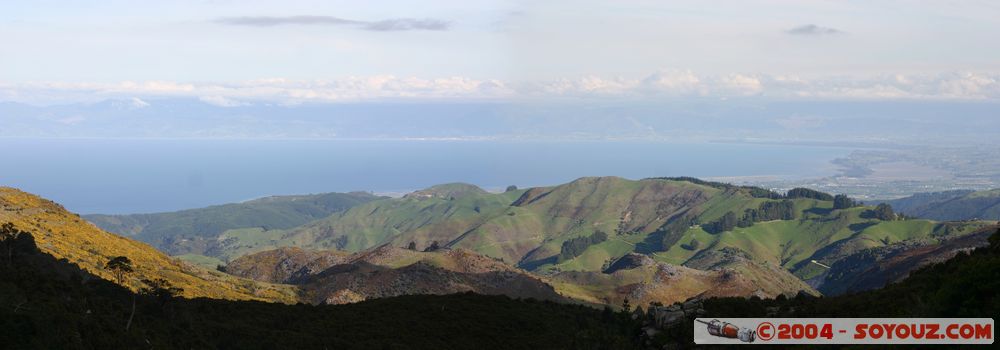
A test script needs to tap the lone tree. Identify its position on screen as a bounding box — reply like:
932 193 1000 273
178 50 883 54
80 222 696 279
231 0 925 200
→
0 222 25 267
105 256 134 285
681 238 701 251
863 203 897 221
106 256 137 331
833 194 858 210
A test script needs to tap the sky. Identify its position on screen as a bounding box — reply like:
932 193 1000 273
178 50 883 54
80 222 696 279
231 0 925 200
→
1 0 1000 104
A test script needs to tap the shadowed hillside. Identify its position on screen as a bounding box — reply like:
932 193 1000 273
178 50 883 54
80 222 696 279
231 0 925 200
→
0 232 640 349
225 245 568 305
817 224 998 295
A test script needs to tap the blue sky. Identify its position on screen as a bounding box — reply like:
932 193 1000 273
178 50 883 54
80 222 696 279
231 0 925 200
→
1 0 999 104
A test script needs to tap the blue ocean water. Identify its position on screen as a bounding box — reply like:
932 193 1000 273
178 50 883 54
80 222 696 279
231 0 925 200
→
0 139 847 214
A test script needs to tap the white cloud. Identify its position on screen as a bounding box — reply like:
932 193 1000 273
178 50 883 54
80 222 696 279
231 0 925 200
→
214 16 450 32
786 24 843 36
640 70 702 94
717 74 763 96
199 96 247 107
3 72 1000 105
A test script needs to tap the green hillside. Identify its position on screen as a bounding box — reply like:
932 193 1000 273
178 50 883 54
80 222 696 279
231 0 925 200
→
85 191 383 257
83 177 989 303
203 177 986 285
881 188 1000 221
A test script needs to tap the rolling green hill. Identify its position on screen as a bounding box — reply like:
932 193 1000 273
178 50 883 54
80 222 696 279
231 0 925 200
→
880 188 1000 221
75 177 993 306
185 176 994 307
84 191 383 259
172 178 987 280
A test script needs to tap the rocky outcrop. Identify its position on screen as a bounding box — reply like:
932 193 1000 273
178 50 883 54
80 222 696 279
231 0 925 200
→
683 247 753 270
224 247 351 284
603 253 655 273
647 298 706 329
635 298 707 344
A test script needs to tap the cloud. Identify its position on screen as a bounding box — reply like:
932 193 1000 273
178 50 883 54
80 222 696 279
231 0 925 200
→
215 16 358 26
215 15 450 31
4 72 1000 105
363 18 449 31
2 76 512 105
199 95 248 107
786 24 842 35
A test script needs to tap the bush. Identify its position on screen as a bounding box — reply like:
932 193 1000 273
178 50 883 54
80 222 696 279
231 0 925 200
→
702 212 737 234
833 194 859 209
786 188 834 201
558 231 609 262
681 239 700 251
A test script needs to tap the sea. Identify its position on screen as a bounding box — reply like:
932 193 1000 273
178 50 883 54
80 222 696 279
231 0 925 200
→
0 139 848 214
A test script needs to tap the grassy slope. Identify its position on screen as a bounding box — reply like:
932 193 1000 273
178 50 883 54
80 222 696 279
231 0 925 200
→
0 187 297 303
664 213 984 280
173 253 225 269
448 177 723 268
270 185 526 253
548 257 817 307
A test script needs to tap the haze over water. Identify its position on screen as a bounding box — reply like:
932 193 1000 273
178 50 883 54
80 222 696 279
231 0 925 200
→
1 138 846 214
